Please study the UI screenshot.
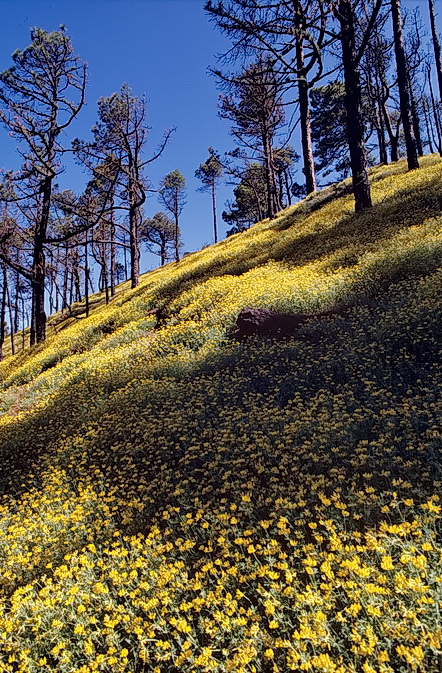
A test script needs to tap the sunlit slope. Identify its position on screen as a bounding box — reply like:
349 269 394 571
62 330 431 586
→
0 154 441 672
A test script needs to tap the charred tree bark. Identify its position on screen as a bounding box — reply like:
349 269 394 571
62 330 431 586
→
391 0 419 169
0 265 7 361
337 0 372 211
376 102 388 164
295 0 317 195
110 214 116 297
129 174 141 287
85 230 90 318
6 280 15 355
407 75 423 156
32 176 51 343
211 179 218 244
262 124 280 218
428 0 442 100
428 66 442 154
423 97 435 153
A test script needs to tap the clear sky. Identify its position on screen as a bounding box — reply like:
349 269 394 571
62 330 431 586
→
0 0 437 268
0 0 241 264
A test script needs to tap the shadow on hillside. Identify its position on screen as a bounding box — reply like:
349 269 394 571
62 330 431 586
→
2 265 442 509
139 176 442 324
223 177 442 275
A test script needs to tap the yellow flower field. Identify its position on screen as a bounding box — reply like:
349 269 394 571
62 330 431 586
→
0 154 442 672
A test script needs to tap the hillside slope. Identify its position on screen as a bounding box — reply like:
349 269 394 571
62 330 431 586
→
0 154 442 672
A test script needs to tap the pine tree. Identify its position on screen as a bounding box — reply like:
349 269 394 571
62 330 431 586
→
0 26 86 342
195 149 223 243
159 170 186 262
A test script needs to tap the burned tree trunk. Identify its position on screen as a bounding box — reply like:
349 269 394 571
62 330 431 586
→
337 0 372 211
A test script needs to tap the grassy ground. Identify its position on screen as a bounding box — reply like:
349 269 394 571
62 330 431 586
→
0 155 442 672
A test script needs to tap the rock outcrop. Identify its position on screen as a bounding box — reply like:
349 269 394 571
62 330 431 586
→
232 306 341 340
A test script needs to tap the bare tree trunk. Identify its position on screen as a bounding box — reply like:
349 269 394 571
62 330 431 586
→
391 0 419 169
123 232 128 280
14 270 20 334
33 177 50 342
295 0 317 195
284 169 292 206
338 0 372 211
129 174 140 287
84 230 89 318
62 242 69 311
262 125 280 218
211 180 218 243
54 247 60 313
102 245 109 305
428 67 442 154
69 267 74 307
174 212 180 262
110 213 116 297
0 265 7 361
21 295 25 351
6 281 15 356
428 0 442 100
160 234 166 266
382 101 400 161
174 191 180 262
30 283 36 347
407 76 423 156
423 97 435 153
376 102 388 164
74 256 81 303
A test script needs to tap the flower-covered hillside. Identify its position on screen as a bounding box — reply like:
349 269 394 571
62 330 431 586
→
0 154 442 672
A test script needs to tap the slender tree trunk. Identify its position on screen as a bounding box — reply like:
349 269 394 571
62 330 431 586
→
49 249 54 316
174 213 180 262
69 267 74 307
428 0 442 100
14 270 20 334
250 178 264 222
30 283 36 347
423 97 435 153
62 243 69 311
102 247 109 305
211 180 218 243
428 67 442 154
160 236 166 266
110 211 116 297
6 281 15 356
74 257 81 303
381 101 399 161
85 230 89 318
391 0 419 169
295 0 317 195
54 247 60 313
123 232 128 280
262 125 279 218
408 77 423 156
277 170 284 209
0 266 7 361
338 0 372 211
129 174 140 287
21 295 25 351
33 177 51 342
284 169 292 206
376 102 388 164
174 191 180 262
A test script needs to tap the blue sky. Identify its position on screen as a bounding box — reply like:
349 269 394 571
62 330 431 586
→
0 0 437 269
0 0 241 264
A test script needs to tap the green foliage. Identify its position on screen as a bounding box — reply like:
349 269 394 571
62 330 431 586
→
195 148 223 191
